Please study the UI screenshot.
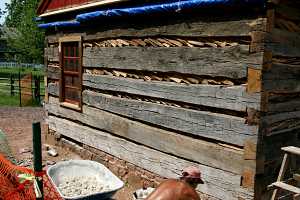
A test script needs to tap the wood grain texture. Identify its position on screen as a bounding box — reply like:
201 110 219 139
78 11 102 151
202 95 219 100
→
252 29 300 57
83 46 263 79
83 74 261 112
46 17 263 44
48 115 254 200
47 66 60 80
46 97 246 174
82 90 258 146
45 46 59 62
268 94 300 113
48 82 59 96
263 63 300 93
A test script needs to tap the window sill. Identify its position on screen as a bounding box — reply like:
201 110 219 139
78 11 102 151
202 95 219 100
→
60 102 81 111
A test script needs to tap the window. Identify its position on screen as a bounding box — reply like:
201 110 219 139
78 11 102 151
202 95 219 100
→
59 36 82 110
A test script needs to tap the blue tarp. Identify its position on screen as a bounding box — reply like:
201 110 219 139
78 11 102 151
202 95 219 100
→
38 21 80 29
76 0 265 22
38 0 265 29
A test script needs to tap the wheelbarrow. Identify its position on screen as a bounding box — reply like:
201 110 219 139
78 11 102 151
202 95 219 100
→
47 160 124 200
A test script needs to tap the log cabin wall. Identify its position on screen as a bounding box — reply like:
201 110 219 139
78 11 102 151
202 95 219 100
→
253 1 300 199
43 9 282 199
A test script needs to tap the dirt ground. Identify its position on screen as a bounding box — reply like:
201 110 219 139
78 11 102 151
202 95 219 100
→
0 107 138 200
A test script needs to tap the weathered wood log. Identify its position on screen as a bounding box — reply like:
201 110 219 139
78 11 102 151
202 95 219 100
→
83 74 261 112
46 16 264 44
263 63 300 93
48 115 254 200
268 94 300 113
82 46 263 79
262 110 300 125
83 90 258 146
48 82 59 96
252 29 300 57
45 46 59 62
46 97 248 174
47 66 60 80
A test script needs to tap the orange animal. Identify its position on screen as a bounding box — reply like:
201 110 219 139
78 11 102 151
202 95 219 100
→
145 166 204 200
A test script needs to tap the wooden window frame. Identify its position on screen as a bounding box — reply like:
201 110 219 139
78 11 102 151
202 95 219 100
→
59 36 83 111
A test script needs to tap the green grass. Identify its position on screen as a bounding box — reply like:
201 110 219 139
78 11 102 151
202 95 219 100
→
0 67 44 77
0 92 21 106
0 68 45 106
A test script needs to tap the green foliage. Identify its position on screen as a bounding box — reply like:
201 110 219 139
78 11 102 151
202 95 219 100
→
5 0 44 63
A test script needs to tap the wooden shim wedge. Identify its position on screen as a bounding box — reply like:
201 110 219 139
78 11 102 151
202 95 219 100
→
46 97 245 174
82 74 261 112
83 46 263 79
82 90 258 146
48 115 254 200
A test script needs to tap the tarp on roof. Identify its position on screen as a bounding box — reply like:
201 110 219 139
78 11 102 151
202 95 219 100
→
76 0 265 22
38 0 265 29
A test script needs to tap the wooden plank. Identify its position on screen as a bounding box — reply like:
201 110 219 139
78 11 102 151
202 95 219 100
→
282 146 300 157
48 115 254 200
48 82 59 96
262 110 300 125
272 182 300 195
263 63 300 93
83 74 261 112
252 29 300 57
46 17 264 44
83 46 263 79
83 90 258 146
46 97 246 174
45 46 59 62
247 68 262 93
47 66 60 80
268 95 300 113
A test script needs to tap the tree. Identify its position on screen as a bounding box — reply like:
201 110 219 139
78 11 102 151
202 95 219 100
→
5 0 44 63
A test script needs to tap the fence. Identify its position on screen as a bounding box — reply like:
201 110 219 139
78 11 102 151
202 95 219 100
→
0 62 44 69
0 73 45 106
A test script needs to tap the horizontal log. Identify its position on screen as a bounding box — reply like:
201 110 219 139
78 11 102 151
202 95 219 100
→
262 110 300 125
45 46 59 62
268 98 300 113
83 74 261 112
46 97 246 174
48 83 59 96
252 29 300 57
83 90 258 146
263 63 300 93
46 16 264 44
48 115 254 199
83 46 263 79
47 66 60 80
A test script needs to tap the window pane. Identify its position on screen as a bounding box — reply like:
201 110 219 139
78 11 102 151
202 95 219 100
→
64 47 68 56
64 75 80 87
65 87 80 102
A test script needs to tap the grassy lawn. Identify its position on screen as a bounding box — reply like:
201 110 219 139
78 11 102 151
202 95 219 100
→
0 67 45 106
0 67 44 77
0 92 20 106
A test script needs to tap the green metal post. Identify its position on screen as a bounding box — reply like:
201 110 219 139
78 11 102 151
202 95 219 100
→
32 122 43 199
18 71 21 107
